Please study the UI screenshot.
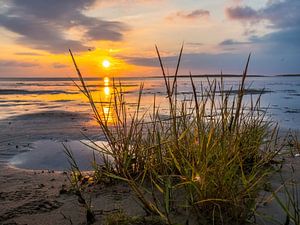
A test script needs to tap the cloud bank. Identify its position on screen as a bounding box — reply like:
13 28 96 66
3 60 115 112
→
225 0 300 53
0 0 129 53
119 50 300 75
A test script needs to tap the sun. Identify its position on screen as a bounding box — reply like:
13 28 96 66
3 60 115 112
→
102 60 110 68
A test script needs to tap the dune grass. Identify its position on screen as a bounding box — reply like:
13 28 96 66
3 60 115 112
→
68 47 281 225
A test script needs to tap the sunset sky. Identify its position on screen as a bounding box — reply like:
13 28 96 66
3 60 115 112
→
0 0 299 77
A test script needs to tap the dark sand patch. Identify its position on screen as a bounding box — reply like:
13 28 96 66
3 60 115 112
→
175 88 272 96
0 89 78 95
285 109 300 114
0 103 34 107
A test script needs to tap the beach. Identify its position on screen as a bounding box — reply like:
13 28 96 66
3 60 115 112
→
0 76 299 224
1 0 300 223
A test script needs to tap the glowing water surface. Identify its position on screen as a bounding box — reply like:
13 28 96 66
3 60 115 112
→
0 76 299 130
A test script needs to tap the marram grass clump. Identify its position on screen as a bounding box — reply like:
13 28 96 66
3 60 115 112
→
69 46 280 225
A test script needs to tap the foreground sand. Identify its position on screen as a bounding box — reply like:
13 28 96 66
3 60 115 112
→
0 165 145 225
1 155 300 225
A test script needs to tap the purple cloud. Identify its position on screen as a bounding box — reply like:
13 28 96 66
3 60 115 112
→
225 0 300 53
186 42 203 46
226 0 300 29
219 39 250 46
52 63 68 69
167 9 210 21
226 6 259 21
14 52 44 56
0 60 39 67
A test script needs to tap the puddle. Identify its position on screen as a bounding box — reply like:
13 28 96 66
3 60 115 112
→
9 140 109 171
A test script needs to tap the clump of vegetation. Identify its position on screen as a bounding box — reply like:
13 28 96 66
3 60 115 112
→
69 46 281 225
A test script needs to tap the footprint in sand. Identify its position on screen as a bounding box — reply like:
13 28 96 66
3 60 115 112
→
0 199 63 222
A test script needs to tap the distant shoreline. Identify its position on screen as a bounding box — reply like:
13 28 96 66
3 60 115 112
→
1 74 300 81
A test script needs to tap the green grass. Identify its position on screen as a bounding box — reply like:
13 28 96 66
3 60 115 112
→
68 46 282 225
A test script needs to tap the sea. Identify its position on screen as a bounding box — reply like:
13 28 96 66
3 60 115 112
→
0 75 299 130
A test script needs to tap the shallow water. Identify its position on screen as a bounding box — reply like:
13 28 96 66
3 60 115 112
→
0 76 299 130
9 140 108 171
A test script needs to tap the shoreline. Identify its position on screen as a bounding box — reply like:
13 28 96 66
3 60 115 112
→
1 74 300 81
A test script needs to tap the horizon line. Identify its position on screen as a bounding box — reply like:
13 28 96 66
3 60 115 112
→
0 73 300 80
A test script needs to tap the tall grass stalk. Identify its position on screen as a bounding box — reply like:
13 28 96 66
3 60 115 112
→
69 47 279 225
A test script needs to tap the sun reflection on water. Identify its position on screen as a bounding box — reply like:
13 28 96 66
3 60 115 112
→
104 76 110 85
101 77 113 123
104 86 110 96
103 76 111 97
